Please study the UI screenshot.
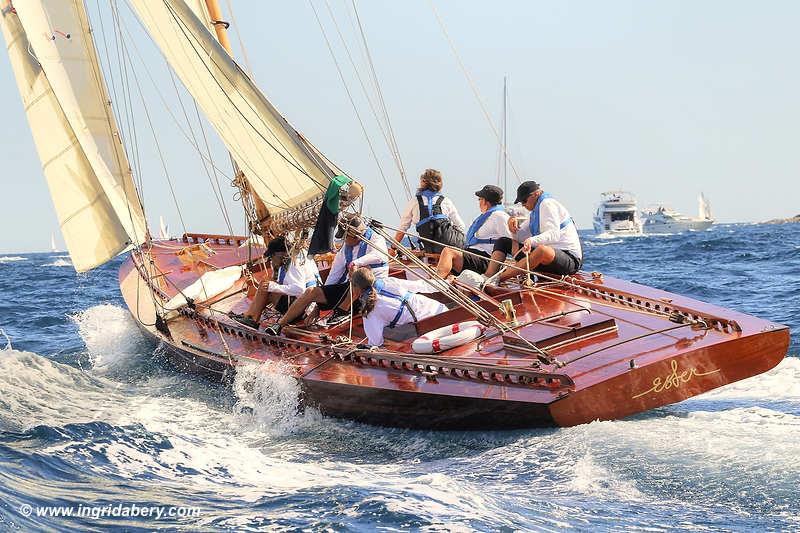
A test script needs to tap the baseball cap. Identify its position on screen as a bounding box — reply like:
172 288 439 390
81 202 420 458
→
514 180 541 204
474 184 503 205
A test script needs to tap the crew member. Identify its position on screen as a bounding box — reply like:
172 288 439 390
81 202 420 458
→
394 168 465 253
229 236 321 328
489 180 582 284
264 214 388 335
350 267 447 347
434 184 511 278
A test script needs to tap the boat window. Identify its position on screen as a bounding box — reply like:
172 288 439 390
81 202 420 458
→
610 212 634 222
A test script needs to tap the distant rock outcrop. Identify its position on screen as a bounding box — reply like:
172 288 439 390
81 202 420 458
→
764 214 800 224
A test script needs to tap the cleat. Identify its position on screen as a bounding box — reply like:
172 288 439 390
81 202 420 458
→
264 323 282 336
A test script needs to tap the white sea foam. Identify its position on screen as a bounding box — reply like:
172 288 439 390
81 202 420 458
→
71 304 147 372
231 360 322 435
586 239 623 247
0 256 27 263
700 357 800 400
44 258 72 267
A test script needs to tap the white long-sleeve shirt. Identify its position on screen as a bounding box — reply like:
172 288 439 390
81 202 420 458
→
325 230 389 285
267 251 321 297
514 197 582 259
397 193 466 233
466 209 512 254
362 277 447 346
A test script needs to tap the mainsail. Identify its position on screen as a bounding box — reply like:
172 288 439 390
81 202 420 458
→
1 1 147 271
127 0 340 216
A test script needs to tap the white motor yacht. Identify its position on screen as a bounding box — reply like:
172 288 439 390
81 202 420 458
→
642 193 715 233
593 191 643 235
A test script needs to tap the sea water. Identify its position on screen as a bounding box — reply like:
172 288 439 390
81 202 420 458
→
0 223 798 531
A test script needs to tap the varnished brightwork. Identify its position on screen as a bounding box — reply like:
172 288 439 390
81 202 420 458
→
119 236 790 429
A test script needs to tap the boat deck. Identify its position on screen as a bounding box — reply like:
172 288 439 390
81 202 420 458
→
119 234 789 428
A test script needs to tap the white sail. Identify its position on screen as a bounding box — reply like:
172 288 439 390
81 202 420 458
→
1 2 145 271
127 0 338 215
159 216 170 240
698 193 713 220
50 233 57 253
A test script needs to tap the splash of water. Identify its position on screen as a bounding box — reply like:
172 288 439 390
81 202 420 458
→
70 304 148 372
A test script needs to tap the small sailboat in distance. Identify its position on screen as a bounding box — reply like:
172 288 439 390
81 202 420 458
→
50 233 57 253
158 216 171 241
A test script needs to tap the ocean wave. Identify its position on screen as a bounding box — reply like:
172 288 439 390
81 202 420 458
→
44 258 72 267
70 304 148 373
0 256 27 263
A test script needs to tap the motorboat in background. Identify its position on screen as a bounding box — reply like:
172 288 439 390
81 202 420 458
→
593 191 643 236
642 193 714 234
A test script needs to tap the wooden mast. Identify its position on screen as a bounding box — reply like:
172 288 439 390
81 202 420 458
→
204 0 233 54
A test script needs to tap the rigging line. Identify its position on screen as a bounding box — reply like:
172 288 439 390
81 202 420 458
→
113 17 249 184
327 0 405 194
166 66 234 234
83 0 148 245
126 50 188 235
427 0 522 183
308 0 401 218
223 0 254 79
123 0 307 210
191 99 237 234
110 0 152 245
349 0 412 200
158 1 325 203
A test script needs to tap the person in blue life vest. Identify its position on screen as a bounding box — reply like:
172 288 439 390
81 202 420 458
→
434 184 512 279
350 267 448 347
484 180 583 284
263 214 388 336
394 168 466 253
229 236 322 329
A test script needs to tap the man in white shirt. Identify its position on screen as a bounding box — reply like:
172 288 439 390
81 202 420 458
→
229 236 322 329
394 168 466 253
434 184 511 278
489 181 583 283
350 267 448 347
265 215 389 335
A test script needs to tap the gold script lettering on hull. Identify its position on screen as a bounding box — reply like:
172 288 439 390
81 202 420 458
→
632 359 720 399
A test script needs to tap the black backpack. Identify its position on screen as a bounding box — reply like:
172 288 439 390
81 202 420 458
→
415 194 465 253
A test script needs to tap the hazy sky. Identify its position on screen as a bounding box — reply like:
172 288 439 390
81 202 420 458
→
1 0 798 253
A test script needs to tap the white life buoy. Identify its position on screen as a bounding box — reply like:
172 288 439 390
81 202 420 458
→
412 321 486 354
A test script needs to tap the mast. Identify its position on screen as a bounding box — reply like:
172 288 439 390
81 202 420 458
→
204 0 233 54
502 75 508 201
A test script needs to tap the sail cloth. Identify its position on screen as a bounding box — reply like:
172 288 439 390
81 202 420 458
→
127 0 338 215
1 1 147 271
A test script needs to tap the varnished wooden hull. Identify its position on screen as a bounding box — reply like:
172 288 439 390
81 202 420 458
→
119 236 790 430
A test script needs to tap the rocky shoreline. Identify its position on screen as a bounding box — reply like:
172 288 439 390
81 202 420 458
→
764 215 800 224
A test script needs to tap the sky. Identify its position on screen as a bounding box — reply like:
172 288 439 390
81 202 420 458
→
1 0 798 253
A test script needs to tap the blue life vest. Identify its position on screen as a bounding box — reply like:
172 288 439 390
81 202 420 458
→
529 193 572 236
416 190 449 228
368 278 413 328
337 228 388 283
465 205 504 247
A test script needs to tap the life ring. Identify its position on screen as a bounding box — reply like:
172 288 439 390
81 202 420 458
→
412 321 486 354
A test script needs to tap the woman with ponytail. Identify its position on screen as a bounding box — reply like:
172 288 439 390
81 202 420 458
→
350 267 448 347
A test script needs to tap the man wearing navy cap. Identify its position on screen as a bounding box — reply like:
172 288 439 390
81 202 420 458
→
434 184 512 278
485 180 582 283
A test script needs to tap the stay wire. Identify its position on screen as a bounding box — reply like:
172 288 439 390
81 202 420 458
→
427 0 522 183
308 0 401 218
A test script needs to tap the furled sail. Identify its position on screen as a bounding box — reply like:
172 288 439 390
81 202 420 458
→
127 0 339 215
1 1 147 271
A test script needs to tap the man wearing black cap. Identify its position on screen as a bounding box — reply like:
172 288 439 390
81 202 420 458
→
263 213 389 335
485 180 582 283
229 236 322 329
434 184 512 278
